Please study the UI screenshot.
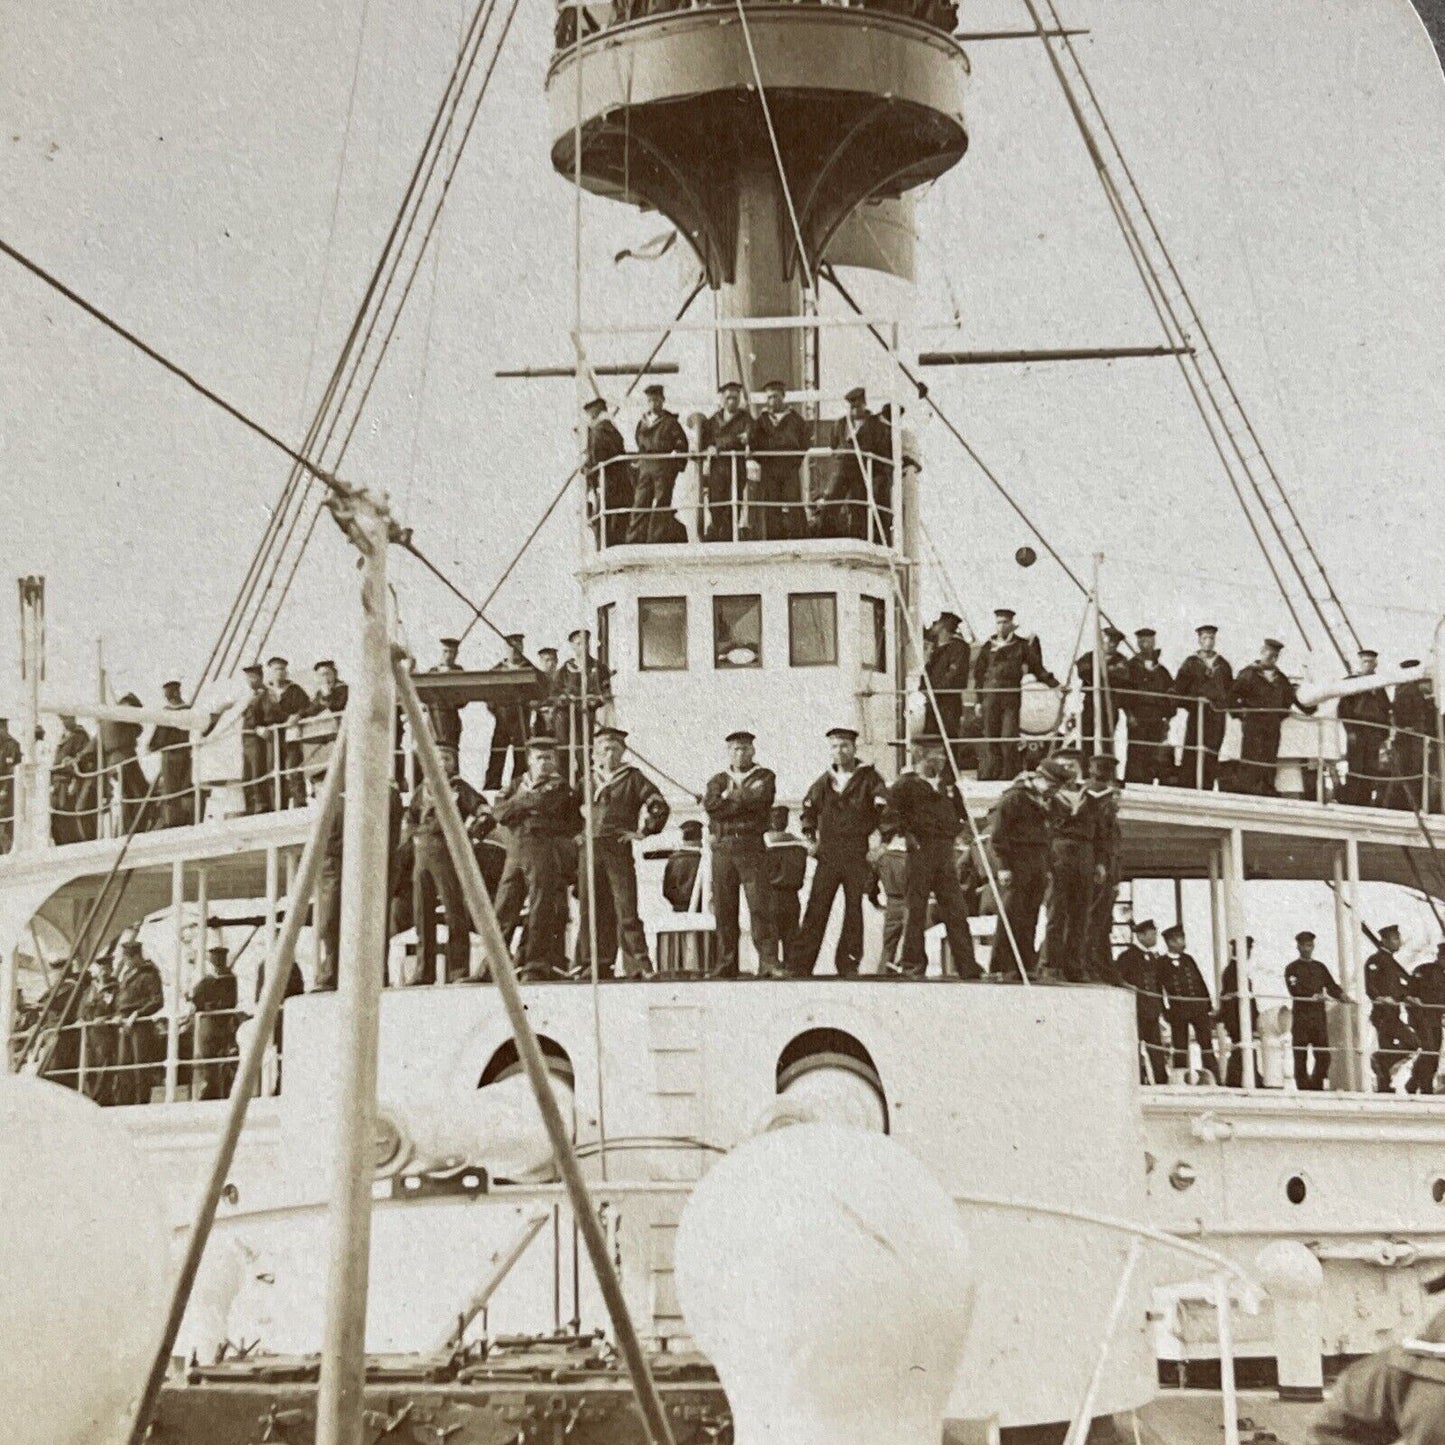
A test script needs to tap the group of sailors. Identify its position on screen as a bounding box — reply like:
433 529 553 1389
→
924 609 1443 807
584 381 901 548
1118 921 1445 1095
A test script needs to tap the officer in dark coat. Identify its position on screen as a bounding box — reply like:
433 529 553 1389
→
630 384 690 544
79 957 119 1103
748 380 809 540
410 746 488 983
239 663 270 814
822 386 891 540
1218 938 1260 1087
493 736 584 980
1160 924 1220 1082
554 628 613 783
484 633 532 792
700 380 753 541
879 734 980 979
1337 649 1391 806
149 680 196 827
1229 637 1312 795
190 945 240 1100
1407 943 1445 1095
1120 628 1175 785
1308 1298 1445 1443
100 696 149 832
1285 930 1344 1091
584 396 632 548
662 819 704 913
1173 624 1234 790
1387 664 1436 813
425 637 466 753
1116 918 1168 1084
1042 762 1104 982
972 609 1058 782
764 806 809 973
703 730 781 977
0 717 22 852
574 727 669 977
262 658 312 808
1366 923 1419 1092
988 757 1068 979
923 613 971 758
794 727 888 977
112 935 165 1106
51 716 98 844
1075 627 1131 757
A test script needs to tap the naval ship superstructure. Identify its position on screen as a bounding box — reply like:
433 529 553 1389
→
3 3 1444 1443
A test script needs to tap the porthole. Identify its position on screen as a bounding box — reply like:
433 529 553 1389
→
1431 1177 1445 1205
1285 1174 1308 1205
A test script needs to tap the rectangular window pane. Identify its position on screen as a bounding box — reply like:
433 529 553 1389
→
789 592 838 667
861 595 887 672
639 596 687 671
714 594 762 669
597 602 614 670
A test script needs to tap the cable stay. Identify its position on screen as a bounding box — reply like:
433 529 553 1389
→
1024 0 1362 669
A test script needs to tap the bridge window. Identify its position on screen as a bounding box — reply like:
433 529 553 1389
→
860 595 887 672
597 602 614 671
714 595 762 669
789 593 837 667
639 596 688 671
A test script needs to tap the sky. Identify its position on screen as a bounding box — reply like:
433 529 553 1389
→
2 0 1444 717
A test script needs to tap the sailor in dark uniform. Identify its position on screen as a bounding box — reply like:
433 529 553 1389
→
584 395 632 548
149 679 195 827
190 944 240 1100
112 933 165 1106
307 659 349 718
1043 759 1104 982
493 736 584 980
0 717 22 852
822 386 891 540
988 756 1068 979
1172 624 1234 790
922 612 971 760
630 384 690 544
1407 944 1445 1095
1308 1295 1445 1443
1116 918 1168 1084
1120 628 1175 785
1365 923 1419 1092
410 745 487 984
663 819 704 913
1160 924 1221 1083
262 657 312 808
1387 663 1436 813
240 663 270 814
425 637 465 753
1084 751 1122 982
575 726 669 978
1337 648 1390 806
748 380 809 540
1285 930 1344 1091
795 727 889 977
484 633 530 792
1229 636 1312 795
880 734 979 980
703 731 781 977
972 609 1057 782
100 696 149 832
700 380 753 541
51 715 98 844
764 806 809 973
1074 626 1130 757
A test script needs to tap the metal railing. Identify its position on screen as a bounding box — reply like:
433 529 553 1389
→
554 0 963 50
586 447 898 550
34 1006 270 1106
